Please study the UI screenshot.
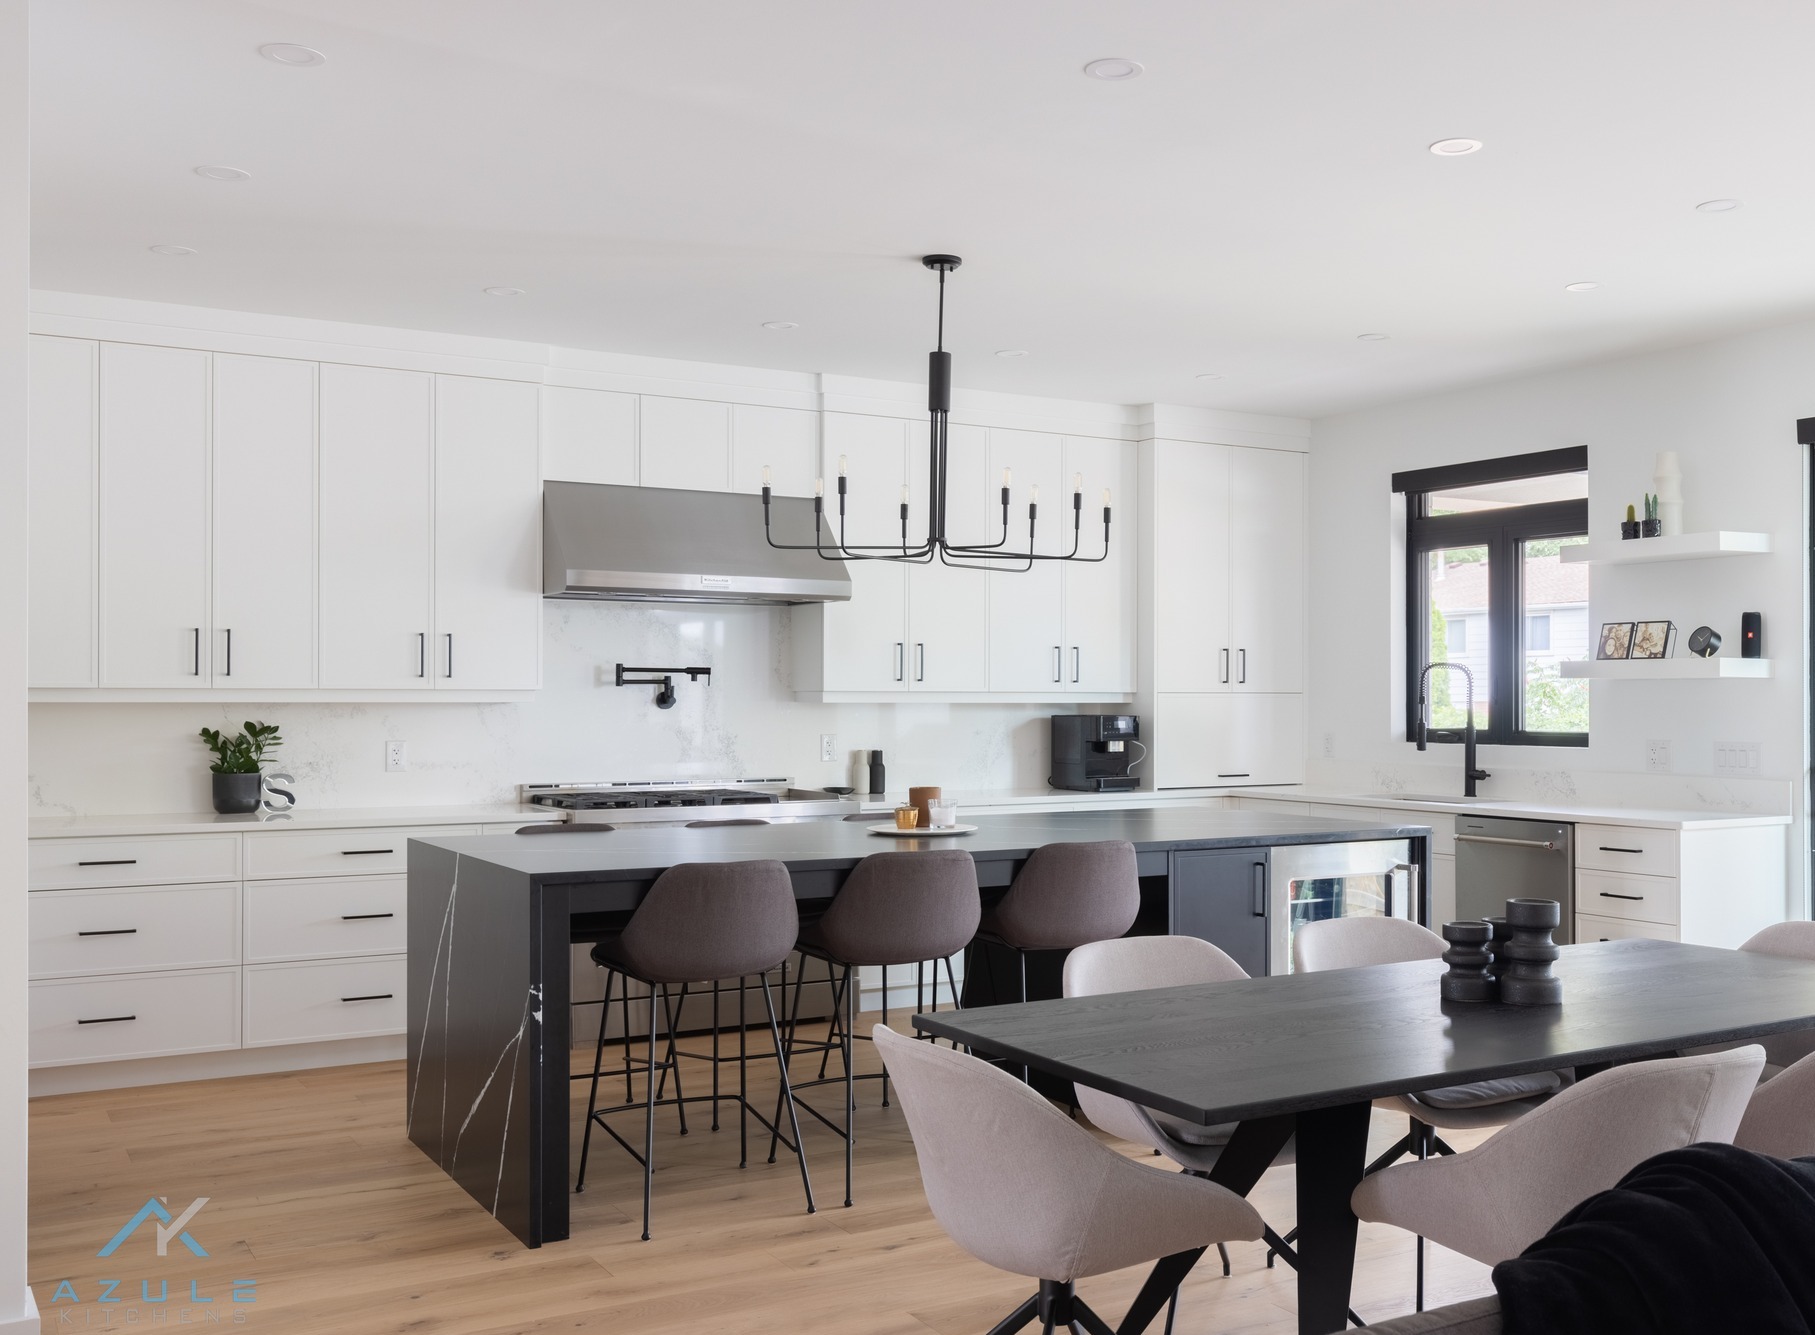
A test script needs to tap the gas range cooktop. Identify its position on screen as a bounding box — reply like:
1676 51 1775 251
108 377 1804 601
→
519 780 858 825
530 787 780 810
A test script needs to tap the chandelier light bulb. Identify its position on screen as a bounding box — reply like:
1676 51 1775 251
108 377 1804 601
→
762 465 772 487
815 477 824 497
1073 473 1083 492
839 455 848 477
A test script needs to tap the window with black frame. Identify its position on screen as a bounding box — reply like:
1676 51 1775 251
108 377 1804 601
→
1393 447 1590 747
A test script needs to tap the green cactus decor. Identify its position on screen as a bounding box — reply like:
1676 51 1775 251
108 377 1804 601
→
1626 503 1636 523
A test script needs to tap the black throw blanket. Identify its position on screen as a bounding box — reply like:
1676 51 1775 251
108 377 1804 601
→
1493 1144 1815 1335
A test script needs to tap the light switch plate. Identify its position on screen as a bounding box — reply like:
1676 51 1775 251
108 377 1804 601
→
1645 739 1671 774
1714 740 1762 776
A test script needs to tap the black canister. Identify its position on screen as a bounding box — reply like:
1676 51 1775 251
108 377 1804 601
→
868 749 886 796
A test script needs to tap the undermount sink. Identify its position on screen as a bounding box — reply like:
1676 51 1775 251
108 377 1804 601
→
1366 792 1498 806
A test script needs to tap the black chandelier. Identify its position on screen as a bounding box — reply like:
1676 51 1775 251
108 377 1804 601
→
760 255 1111 570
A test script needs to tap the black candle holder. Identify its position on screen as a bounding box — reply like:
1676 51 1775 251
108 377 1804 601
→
1440 921 1496 1002
1499 898 1563 1006
1482 915 1512 983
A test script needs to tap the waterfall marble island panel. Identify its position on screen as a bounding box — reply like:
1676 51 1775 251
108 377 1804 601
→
403 807 1432 1246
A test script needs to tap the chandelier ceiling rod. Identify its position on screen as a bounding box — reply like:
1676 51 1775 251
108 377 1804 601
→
759 255 1111 570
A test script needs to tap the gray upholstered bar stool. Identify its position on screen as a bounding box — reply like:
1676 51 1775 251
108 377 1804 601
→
575 859 815 1240
777 849 980 1207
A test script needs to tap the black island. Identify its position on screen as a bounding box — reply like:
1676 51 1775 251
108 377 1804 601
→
404 806 1432 1246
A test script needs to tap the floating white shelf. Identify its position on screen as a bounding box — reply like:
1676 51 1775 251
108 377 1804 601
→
1560 658 1772 680
1560 531 1772 565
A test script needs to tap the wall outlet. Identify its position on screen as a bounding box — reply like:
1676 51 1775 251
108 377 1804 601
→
1644 739 1671 774
1322 732 1335 760
1714 740 1762 776
385 740 409 773
819 733 836 763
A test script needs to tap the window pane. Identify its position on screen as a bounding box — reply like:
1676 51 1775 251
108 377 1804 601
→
1428 472 1588 516
1521 536 1589 734
1425 545 1489 731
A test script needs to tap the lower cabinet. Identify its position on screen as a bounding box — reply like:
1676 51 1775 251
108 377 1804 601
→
244 956 409 1046
1153 693 1305 789
30 968 241 1067
1576 912 1677 943
1169 847 1270 977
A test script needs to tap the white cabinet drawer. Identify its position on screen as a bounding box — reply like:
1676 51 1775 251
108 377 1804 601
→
30 968 240 1067
245 876 407 962
1576 912 1678 943
244 956 407 1046
243 826 472 879
1576 824 1679 878
1578 870 1680 926
30 883 240 979
30 835 239 890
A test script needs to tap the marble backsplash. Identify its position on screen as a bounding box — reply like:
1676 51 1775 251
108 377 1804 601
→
29 602 1078 817
1303 758 1793 816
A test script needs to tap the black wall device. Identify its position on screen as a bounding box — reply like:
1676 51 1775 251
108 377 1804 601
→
1741 612 1762 658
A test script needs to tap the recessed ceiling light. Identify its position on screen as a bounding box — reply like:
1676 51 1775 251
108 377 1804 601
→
1696 198 1741 213
483 286 525 297
995 349 1030 358
1563 281 1600 292
1195 373 1224 381
761 321 799 331
1357 332 1390 341
194 165 250 182
1428 138 1483 157
1083 57 1144 81
149 244 196 256
258 42 324 66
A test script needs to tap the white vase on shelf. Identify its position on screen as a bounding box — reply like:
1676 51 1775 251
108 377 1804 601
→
1653 450 1683 537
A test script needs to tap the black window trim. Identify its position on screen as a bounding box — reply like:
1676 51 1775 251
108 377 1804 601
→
1397 450 1590 749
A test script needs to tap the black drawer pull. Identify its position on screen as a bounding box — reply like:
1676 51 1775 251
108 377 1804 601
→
1599 891 1645 901
1217 773 1251 779
340 849 395 857
77 859 137 867
78 928 138 937
340 993 394 1003
78 1014 135 1025
1598 846 1645 854
340 913 395 921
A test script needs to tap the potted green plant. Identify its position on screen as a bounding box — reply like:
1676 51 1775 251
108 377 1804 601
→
1620 503 1641 540
199 721 283 814
1640 492 1662 538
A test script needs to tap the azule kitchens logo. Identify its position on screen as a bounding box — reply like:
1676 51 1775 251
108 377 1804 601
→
49 1196 258 1324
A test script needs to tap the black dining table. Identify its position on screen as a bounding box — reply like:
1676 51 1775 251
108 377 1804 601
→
914 938 1815 1335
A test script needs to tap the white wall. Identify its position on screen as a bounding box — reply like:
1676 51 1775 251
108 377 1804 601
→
0 0 35 1325
1309 318 1810 913
30 600 1076 815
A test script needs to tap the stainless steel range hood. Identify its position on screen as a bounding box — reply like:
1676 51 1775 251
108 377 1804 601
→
543 481 851 605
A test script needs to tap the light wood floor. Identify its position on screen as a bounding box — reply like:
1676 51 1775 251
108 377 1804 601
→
27 1018 1496 1333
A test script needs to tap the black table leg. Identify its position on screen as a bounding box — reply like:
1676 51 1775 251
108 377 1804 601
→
1293 1101 1373 1335
1206 1113 1295 1196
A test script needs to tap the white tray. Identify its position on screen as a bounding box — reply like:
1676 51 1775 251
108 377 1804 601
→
866 823 979 838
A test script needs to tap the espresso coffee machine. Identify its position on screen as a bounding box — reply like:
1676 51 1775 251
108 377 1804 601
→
1050 714 1142 792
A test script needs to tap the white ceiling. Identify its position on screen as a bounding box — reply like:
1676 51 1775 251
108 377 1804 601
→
29 0 1815 416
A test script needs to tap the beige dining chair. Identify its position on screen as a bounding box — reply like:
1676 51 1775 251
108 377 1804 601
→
874 1023 1263 1335
1734 1049 1815 1158
1738 923 1815 1077
1352 1046 1765 1269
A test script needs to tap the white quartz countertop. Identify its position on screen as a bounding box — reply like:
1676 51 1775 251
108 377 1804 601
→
28 804 550 840
856 786 1226 812
1227 786 1790 831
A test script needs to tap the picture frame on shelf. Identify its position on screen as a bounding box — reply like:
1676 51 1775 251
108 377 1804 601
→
1630 621 1676 660
1597 622 1635 660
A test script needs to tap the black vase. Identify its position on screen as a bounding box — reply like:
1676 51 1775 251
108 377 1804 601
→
1439 921 1496 1002
1499 898 1564 1006
1640 518 1662 538
212 771 262 815
1620 520 1641 540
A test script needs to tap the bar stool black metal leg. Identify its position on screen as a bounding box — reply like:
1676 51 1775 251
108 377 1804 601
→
659 984 688 1135
758 970 815 1214
1163 1285 1178 1335
770 955 814 1166
738 974 749 1168
1415 1118 1430 1312
641 985 659 1240
843 961 856 1205
622 977 635 1102
710 978 722 1131
1018 951 1031 1083
575 966 614 1193
880 963 891 1107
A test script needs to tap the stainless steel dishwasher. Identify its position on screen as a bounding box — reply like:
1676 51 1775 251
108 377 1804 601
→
1454 815 1575 943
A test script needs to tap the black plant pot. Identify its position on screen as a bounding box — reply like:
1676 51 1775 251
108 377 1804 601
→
1640 518 1662 538
1620 520 1641 540
212 771 262 815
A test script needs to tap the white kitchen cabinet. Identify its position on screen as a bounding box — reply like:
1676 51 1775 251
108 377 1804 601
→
987 428 1067 693
433 375 541 690
98 343 212 687
318 364 434 689
1229 447 1305 693
732 404 819 498
212 354 317 688
639 395 731 491
1151 440 1234 692
541 385 637 485
28 335 97 687
1152 692 1304 788
908 423 990 691
1061 435 1137 694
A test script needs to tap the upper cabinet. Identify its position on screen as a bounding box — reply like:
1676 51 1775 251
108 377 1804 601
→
732 404 818 498
1061 435 1138 695
1229 447 1305 694
432 376 541 691
639 396 731 491
213 354 317 689
28 336 97 688
319 364 435 690
98 343 212 688
540 386 636 486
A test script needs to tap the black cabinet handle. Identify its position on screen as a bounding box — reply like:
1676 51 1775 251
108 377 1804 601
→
1238 648 1247 684
1599 891 1645 901
224 627 232 677
1072 646 1080 683
1598 846 1645 854
418 632 427 678
1251 861 1267 917
445 633 454 679
894 642 904 682
340 912 395 921
340 993 394 1003
1220 648 1230 684
78 1015 135 1025
1217 773 1251 779
340 849 395 857
192 627 201 676
77 859 137 867
78 928 138 937
916 643 925 682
